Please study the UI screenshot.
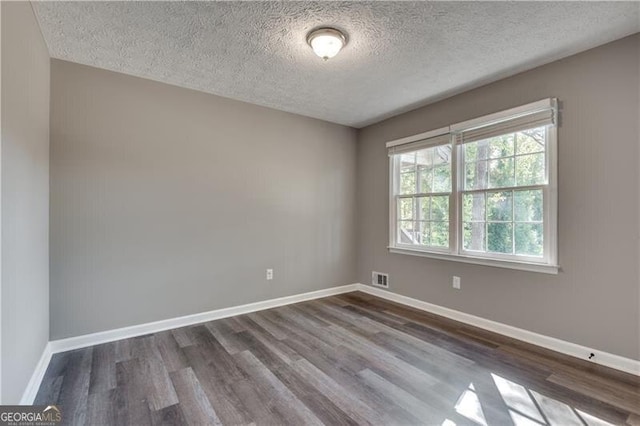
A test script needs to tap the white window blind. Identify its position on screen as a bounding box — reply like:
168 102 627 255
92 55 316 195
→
453 99 557 144
387 133 451 156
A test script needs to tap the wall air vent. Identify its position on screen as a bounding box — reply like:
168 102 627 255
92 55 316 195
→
372 271 389 288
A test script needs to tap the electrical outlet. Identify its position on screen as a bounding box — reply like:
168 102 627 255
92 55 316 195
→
266 269 273 280
453 276 461 289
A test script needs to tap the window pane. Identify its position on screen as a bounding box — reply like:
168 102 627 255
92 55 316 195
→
463 193 485 222
399 198 414 220
516 128 545 155
515 223 543 256
465 140 490 163
516 153 545 186
418 221 430 246
399 221 417 245
464 222 485 251
400 153 416 172
432 165 451 192
418 166 433 193
433 145 452 165
514 190 543 222
465 161 488 190
431 195 449 221
487 191 513 222
464 143 478 162
489 134 515 158
487 223 513 254
400 171 416 195
397 144 452 196
416 149 432 167
488 157 515 188
430 221 449 247
417 196 430 221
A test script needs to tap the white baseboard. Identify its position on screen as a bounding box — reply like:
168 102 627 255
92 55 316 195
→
20 283 359 405
48 284 360 355
357 284 640 377
23 281 639 405
20 342 53 405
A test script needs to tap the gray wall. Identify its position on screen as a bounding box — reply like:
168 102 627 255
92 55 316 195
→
43 25 640 364
1 2 50 403
357 35 640 360
50 59 357 339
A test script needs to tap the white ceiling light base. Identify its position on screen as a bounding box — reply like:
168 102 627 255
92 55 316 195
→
307 27 347 61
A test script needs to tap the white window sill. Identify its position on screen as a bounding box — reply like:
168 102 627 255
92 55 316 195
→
388 247 560 274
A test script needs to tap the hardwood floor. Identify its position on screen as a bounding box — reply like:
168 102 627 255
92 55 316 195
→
35 291 640 426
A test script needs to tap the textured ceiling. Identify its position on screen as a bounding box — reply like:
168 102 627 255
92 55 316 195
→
33 1 640 128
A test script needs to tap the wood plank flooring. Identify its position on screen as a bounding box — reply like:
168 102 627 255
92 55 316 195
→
35 291 640 426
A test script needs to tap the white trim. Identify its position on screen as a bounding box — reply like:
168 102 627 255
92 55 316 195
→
21 284 359 405
22 281 638 405
388 100 559 272
19 343 53 405
388 247 559 274
357 284 640 376
48 284 360 354
48 282 640 376
546 122 559 268
388 155 397 249
450 98 556 132
385 126 449 148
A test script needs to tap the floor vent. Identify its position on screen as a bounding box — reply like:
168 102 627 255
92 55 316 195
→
372 271 389 288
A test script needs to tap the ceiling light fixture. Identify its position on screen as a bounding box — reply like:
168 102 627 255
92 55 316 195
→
306 27 347 61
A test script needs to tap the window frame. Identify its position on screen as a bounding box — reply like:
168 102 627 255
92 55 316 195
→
387 99 559 274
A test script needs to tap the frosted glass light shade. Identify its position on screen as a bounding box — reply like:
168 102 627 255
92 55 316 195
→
307 28 346 60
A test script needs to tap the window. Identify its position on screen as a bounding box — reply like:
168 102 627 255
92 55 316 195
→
388 99 558 273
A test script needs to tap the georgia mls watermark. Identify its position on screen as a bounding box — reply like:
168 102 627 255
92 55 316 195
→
0 406 61 426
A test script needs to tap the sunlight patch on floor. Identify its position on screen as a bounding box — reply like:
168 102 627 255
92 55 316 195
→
492 374 615 426
454 383 488 426
449 374 617 426
492 373 547 424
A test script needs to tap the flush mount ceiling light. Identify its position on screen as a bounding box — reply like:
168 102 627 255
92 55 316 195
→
306 27 347 61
